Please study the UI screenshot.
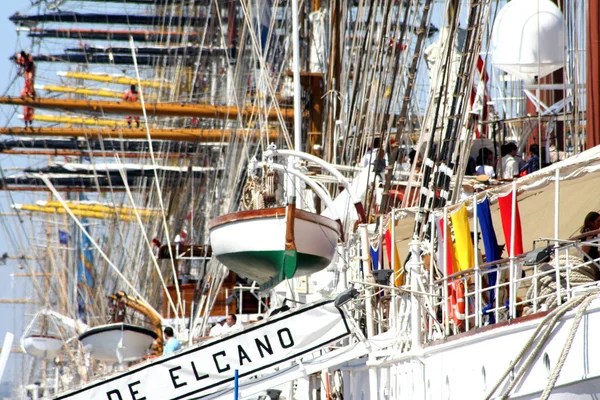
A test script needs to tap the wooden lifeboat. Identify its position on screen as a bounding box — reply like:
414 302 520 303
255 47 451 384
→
78 323 157 362
209 205 341 289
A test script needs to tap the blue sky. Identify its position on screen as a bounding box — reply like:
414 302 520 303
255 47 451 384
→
0 3 31 389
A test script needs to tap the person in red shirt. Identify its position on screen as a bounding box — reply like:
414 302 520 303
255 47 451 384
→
21 88 34 128
123 84 140 128
16 51 35 98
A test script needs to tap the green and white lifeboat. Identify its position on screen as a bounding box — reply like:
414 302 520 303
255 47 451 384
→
209 204 341 289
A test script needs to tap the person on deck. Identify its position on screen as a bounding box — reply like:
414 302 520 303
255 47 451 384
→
16 51 35 98
163 326 181 355
209 318 225 336
361 137 389 187
221 313 240 333
361 137 388 170
519 144 541 175
123 84 140 128
475 147 495 178
580 212 600 277
497 142 519 180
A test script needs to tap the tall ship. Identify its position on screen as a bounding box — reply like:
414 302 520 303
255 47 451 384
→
0 0 599 399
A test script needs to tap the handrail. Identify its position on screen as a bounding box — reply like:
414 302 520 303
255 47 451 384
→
264 146 367 223
434 232 600 285
425 242 600 340
569 227 600 242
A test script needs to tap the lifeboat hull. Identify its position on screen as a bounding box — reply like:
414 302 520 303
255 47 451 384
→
78 323 157 362
21 335 64 359
209 208 340 287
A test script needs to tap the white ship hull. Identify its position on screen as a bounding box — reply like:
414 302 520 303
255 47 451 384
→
340 294 600 399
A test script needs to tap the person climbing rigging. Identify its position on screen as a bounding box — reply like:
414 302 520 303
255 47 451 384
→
123 84 140 128
15 51 36 127
16 51 36 98
21 87 34 128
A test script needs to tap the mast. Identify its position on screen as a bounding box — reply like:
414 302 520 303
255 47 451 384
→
380 0 434 213
325 0 342 163
587 0 600 148
292 0 303 208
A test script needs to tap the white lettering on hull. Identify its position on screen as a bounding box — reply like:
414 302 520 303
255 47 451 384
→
53 301 350 400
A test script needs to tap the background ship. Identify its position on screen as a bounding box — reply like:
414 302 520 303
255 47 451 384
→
0 0 598 399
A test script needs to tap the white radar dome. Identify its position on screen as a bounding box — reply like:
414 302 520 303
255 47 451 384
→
491 0 564 80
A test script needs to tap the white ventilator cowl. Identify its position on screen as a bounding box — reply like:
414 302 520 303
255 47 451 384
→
491 0 564 79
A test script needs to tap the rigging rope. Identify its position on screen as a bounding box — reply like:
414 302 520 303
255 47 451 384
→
129 34 183 319
239 0 293 149
484 290 600 399
37 174 162 318
523 255 596 315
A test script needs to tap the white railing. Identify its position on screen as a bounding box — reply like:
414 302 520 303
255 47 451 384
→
225 285 268 316
423 235 600 342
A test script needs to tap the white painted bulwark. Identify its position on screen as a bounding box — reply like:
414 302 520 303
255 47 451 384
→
55 301 350 400
78 323 157 363
343 297 600 399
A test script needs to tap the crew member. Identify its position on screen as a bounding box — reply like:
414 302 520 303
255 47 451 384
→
581 212 600 271
16 51 35 97
123 84 140 128
163 326 181 355
21 87 34 128
221 313 240 333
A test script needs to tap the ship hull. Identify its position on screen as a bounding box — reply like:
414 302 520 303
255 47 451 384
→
340 294 600 399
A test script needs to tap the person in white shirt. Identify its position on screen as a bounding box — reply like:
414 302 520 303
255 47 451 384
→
209 318 225 336
475 147 495 178
360 137 388 169
221 313 240 333
498 143 519 179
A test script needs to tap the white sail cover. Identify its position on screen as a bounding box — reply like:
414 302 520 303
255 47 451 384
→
52 301 351 400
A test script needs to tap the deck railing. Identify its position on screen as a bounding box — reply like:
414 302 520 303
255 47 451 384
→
422 235 600 343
